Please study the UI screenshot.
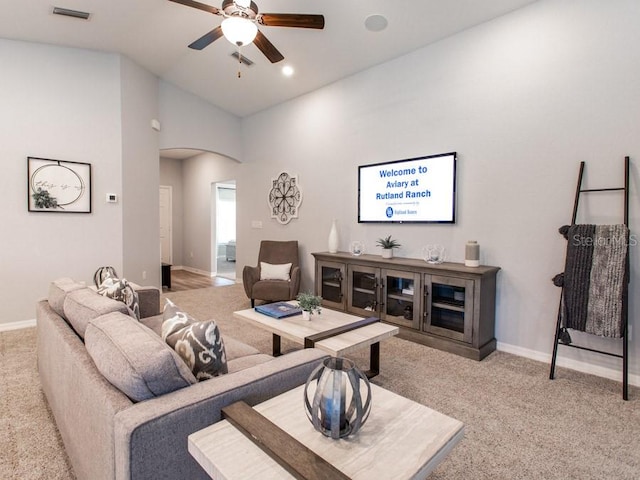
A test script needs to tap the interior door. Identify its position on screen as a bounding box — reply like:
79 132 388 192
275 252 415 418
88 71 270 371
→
159 185 172 265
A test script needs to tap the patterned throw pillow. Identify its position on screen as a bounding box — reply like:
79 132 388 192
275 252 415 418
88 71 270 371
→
97 275 140 320
162 299 228 380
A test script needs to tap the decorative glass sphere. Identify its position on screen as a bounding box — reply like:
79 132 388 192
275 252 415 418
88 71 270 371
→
304 357 372 439
349 241 365 256
422 244 446 264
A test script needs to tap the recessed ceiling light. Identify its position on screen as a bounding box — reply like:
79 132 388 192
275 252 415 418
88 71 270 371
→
364 14 388 32
282 65 294 77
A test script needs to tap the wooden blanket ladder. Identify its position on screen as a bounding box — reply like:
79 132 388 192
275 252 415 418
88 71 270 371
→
549 156 630 400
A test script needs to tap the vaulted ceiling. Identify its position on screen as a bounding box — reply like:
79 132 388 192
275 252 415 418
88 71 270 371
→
0 0 538 116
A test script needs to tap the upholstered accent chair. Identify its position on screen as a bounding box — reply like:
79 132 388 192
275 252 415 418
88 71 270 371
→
243 240 301 307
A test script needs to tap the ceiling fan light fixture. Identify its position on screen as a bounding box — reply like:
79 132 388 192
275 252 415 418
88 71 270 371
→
221 16 258 46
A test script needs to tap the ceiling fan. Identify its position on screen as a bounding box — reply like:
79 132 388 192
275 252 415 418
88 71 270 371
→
169 0 325 63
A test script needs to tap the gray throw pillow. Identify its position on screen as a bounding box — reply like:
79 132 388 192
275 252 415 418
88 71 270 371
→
85 312 197 402
162 299 228 380
97 275 140 320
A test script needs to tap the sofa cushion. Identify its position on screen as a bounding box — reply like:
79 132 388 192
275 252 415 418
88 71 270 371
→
162 299 228 380
97 275 140 320
63 288 130 339
227 353 274 373
85 312 196 402
139 313 163 335
260 262 292 281
48 277 85 317
223 336 261 361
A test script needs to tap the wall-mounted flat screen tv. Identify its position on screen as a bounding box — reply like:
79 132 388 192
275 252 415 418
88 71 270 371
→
358 152 457 223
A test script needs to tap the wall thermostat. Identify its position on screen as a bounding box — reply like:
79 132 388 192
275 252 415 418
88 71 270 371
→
106 193 118 203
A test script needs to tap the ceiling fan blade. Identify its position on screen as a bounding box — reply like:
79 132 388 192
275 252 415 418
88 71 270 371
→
168 0 220 15
188 26 224 50
259 13 324 29
253 30 284 63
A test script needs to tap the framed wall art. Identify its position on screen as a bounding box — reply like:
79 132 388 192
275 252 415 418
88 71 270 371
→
27 157 92 213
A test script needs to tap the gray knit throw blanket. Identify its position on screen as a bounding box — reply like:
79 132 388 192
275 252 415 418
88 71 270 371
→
558 224 628 338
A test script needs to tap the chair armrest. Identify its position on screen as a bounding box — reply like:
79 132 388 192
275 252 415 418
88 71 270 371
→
114 348 329 480
242 265 260 298
289 265 301 298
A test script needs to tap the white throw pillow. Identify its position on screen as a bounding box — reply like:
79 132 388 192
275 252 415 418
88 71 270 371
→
260 262 292 281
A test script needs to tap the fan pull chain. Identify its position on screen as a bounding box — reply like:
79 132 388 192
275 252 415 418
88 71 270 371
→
237 45 242 78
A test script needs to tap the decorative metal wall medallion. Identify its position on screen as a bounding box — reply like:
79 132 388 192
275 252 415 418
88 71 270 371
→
268 172 302 224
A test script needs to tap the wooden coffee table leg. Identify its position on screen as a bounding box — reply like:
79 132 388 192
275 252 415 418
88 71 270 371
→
272 334 282 356
364 342 380 379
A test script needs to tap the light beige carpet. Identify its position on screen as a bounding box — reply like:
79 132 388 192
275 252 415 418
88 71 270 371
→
2 283 639 479
0 327 73 479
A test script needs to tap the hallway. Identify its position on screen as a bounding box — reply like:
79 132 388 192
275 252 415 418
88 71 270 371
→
163 269 235 292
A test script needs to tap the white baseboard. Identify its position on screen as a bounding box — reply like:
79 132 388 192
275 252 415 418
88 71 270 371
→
180 266 214 277
0 319 36 332
497 341 640 387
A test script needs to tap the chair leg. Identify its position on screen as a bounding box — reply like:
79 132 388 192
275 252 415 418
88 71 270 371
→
251 299 255 308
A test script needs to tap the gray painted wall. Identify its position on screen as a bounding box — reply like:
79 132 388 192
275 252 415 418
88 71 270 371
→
238 0 640 379
121 56 161 287
158 81 242 160
159 157 184 266
181 152 241 275
1 41 241 324
1 39 124 324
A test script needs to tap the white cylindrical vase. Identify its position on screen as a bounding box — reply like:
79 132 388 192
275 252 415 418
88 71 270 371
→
328 219 339 253
465 241 480 267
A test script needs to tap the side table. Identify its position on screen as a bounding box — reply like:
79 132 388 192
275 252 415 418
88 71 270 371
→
161 263 172 289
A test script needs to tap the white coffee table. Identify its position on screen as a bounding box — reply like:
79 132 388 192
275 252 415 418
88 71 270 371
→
233 306 399 377
189 383 464 480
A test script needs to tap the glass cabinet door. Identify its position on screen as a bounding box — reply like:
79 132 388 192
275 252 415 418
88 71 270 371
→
316 261 346 310
423 274 474 343
381 269 421 328
347 265 380 316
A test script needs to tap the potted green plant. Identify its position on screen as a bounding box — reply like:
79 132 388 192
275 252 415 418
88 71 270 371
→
376 235 401 259
296 292 322 320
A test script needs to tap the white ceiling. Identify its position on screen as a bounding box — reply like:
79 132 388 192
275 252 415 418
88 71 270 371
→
0 0 538 117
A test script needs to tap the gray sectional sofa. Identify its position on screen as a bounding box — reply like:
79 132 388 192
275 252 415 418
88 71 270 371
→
36 278 329 480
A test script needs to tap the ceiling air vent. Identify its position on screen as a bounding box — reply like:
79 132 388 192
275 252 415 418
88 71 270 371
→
231 51 254 66
52 7 91 20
